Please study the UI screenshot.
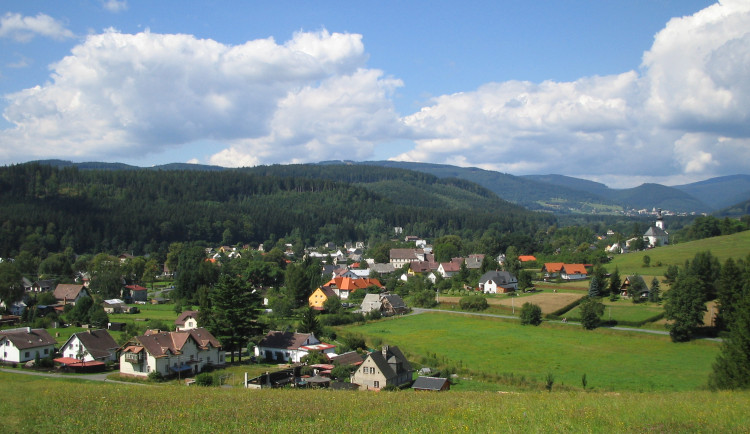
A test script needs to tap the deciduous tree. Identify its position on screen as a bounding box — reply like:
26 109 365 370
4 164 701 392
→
665 274 707 342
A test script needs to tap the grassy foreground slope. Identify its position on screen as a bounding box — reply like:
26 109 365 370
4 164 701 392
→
2 374 748 432
343 313 718 392
607 230 750 276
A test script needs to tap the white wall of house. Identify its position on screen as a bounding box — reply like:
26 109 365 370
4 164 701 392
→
0 338 54 363
60 336 95 362
120 338 222 377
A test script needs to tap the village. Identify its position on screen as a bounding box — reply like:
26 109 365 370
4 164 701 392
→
0 212 674 392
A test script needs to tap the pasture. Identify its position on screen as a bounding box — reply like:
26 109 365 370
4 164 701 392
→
606 230 750 276
441 292 584 315
2 373 748 432
342 312 719 392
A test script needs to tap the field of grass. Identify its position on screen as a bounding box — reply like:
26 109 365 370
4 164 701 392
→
108 302 181 326
440 292 584 315
341 312 718 392
2 373 748 432
607 230 750 276
48 326 125 346
565 300 664 325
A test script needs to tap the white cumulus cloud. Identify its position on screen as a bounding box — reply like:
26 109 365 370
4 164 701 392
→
0 12 75 42
0 29 402 164
102 0 128 13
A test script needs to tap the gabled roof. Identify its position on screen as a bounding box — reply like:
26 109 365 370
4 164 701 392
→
479 270 516 285
331 351 365 366
364 346 412 381
127 328 221 358
187 328 222 350
0 328 56 349
324 277 383 292
518 255 537 262
439 262 460 272
53 284 85 301
644 226 668 237
543 263 565 273
382 294 407 310
175 310 199 326
562 264 588 275
389 248 423 260
258 331 318 351
124 284 148 292
65 329 119 359
412 376 450 391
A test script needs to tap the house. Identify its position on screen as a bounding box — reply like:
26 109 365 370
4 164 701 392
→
59 329 119 363
464 254 485 270
542 263 565 279
0 327 57 363
643 209 669 247
369 263 396 275
360 293 409 316
308 287 338 310
31 279 55 293
620 276 650 299
437 261 460 278
389 249 426 267
322 277 383 300
478 270 518 293
518 255 537 263
53 284 88 305
560 264 588 281
412 376 451 391
124 284 148 303
119 328 223 378
351 345 413 390
254 331 336 363
175 310 200 331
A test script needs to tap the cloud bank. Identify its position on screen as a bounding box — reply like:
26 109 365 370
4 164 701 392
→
1 1 749 187
0 12 74 42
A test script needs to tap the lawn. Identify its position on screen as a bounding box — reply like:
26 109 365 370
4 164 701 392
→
342 312 719 392
2 373 748 432
440 292 584 315
566 300 664 325
108 302 181 326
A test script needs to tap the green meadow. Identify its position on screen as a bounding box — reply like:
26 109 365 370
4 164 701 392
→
342 312 719 392
606 230 750 276
2 373 748 432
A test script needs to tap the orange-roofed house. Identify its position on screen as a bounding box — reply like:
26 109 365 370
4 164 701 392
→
323 277 383 300
542 263 565 279
518 255 537 262
561 264 588 281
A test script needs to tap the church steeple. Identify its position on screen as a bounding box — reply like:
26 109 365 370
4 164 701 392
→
655 208 665 230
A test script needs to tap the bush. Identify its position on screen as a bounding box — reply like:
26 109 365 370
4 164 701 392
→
458 295 489 312
195 372 215 386
520 303 543 326
147 371 165 382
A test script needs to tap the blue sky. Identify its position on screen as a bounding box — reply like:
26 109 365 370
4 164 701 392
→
1 0 748 188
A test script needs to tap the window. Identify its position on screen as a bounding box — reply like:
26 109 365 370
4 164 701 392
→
44 349 49 355
25 351 30 358
374 381 379 388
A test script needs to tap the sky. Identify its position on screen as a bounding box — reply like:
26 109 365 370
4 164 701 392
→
1 0 748 188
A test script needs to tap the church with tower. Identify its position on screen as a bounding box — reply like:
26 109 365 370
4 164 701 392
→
643 209 669 247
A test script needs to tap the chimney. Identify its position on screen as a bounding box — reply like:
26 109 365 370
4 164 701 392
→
382 345 389 357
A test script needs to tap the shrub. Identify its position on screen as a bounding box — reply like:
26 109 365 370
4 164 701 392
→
147 371 165 382
519 303 543 326
458 295 489 312
195 372 215 386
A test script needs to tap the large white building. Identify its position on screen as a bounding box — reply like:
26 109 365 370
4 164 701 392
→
0 327 57 363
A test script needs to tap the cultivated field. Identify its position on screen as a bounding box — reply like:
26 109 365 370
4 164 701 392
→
2 373 748 432
342 312 719 392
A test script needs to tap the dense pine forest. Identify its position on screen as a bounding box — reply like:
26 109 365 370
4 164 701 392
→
0 162 555 258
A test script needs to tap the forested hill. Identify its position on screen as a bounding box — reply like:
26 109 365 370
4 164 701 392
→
0 162 553 257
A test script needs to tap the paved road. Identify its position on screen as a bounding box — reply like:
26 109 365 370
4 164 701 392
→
0 367 146 385
410 308 722 341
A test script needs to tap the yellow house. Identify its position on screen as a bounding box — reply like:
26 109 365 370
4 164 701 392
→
308 287 337 310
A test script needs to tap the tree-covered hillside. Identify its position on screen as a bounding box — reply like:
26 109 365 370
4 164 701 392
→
0 162 554 257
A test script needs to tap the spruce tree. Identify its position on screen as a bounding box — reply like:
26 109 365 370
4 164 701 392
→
608 268 621 300
708 293 750 389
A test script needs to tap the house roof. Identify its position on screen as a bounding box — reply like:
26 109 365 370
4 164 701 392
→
331 351 365 366
175 310 199 326
410 261 432 273
365 346 412 381
128 327 221 358
543 263 565 273
389 249 423 260
518 255 537 262
439 262 460 272
382 294 407 309
65 329 119 359
258 331 318 351
412 376 450 390
324 277 382 292
0 328 56 349
478 270 516 285
369 263 396 274
53 284 85 301
562 264 588 275
124 284 148 292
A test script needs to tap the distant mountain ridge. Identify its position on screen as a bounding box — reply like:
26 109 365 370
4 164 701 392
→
26 159 750 215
